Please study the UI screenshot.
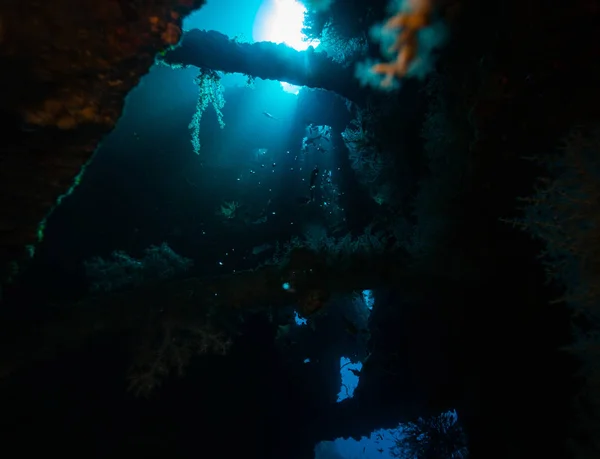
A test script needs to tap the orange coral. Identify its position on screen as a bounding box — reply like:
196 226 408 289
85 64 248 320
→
371 0 433 87
148 15 182 45
161 22 182 45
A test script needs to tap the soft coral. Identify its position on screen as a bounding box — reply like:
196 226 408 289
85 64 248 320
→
371 0 434 87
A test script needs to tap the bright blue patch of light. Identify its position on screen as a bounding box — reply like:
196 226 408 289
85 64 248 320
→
254 0 320 94
294 310 307 325
314 410 463 459
314 427 400 459
282 282 291 290
337 356 362 402
303 358 310 363
362 289 375 310
255 0 319 51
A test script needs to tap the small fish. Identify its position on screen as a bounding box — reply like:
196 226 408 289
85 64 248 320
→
251 216 268 225
262 111 279 120
251 243 272 255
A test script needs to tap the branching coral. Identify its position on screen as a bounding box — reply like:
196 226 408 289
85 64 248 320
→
372 0 433 86
319 23 368 67
502 123 600 457
341 116 369 149
189 68 226 154
347 148 391 184
504 124 600 319
271 224 388 269
216 200 239 219
83 243 193 293
128 317 232 397
342 108 390 184
356 0 446 90
390 411 468 459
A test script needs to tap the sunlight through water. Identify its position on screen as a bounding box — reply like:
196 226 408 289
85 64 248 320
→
254 0 320 94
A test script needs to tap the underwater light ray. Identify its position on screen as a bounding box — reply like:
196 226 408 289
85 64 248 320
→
255 0 319 93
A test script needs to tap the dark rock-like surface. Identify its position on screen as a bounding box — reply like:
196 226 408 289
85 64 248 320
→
161 29 366 103
0 0 207 289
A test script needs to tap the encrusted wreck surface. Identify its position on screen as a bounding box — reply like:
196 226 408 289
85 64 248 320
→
0 0 207 288
161 29 365 103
